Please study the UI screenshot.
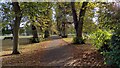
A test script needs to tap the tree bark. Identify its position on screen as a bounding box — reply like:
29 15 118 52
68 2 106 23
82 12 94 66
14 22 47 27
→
71 2 79 37
44 28 49 38
61 22 67 38
62 22 66 36
78 2 88 38
31 25 39 43
12 2 22 54
71 2 88 38
31 25 38 38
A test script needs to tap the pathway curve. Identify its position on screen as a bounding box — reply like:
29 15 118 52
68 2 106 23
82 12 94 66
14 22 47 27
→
2 37 104 66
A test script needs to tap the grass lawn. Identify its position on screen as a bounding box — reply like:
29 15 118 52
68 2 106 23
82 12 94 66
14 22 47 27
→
62 38 73 43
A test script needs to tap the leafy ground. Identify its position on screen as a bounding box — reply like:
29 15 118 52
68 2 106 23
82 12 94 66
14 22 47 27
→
1 37 105 67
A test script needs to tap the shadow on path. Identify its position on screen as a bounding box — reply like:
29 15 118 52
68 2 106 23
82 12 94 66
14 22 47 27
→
2 38 105 66
39 44 74 66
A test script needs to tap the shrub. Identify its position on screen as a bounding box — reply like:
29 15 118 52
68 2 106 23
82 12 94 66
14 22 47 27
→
104 31 120 67
83 33 89 40
73 37 85 44
61 35 68 38
30 37 40 43
92 29 120 67
44 30 49 38
98 39 111 52
90 29 111 51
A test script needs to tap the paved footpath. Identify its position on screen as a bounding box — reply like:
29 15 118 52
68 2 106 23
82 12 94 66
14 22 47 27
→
2 37 104 66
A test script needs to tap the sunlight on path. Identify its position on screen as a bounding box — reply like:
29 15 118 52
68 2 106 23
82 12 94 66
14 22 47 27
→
1 38 104 66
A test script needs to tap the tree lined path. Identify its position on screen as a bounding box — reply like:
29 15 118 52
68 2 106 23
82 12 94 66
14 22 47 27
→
2 37 104 66
1 2 120 67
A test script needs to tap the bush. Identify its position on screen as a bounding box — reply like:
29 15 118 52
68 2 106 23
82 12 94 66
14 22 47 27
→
90 29 111 51
30 37 40 43
73 37 85 44
92 29 120 67
44 30 49 38
104 31 120 67
83 33 89 40
62 35 68 38
98 39 111 52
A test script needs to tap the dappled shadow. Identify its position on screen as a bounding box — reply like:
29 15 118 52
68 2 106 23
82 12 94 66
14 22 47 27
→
2 48 26 51
65 44 105 66
1 54 13 57
32 43 105 66
38 44 74 66
2 38 105 66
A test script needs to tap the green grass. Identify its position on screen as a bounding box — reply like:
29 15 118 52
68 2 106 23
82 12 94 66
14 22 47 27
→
62 38 73 43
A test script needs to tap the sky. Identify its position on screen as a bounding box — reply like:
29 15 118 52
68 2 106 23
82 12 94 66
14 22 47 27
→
92 7 99 24
51 7 56 22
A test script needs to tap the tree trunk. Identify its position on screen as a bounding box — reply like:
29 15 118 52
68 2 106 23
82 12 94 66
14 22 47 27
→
71 2 79 37
12 2 22 54
56 20 62 36
61 22 67 38
44 29 49 38
71 2 88 38
31 25 39 43
78 2 88 38
62 22 66 36
71 2 88 44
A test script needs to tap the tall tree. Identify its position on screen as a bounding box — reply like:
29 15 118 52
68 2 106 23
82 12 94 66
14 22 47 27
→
0 3 14 36
55 2 71 37
43 2 53 38
71 2 88 44
31 21 39 43
20 2 53 42
12 2 22 54
1 2 54 54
